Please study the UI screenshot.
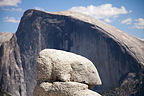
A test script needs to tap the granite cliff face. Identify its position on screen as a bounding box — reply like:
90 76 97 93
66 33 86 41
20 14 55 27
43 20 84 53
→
0 9 144 96
0 32 26 96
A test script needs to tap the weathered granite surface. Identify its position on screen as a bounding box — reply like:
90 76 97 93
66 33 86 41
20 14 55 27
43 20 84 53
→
0 9 144 96
34 49 101 96
0 33 26 96
36 49 101 86
0 32 13 45
34 82 101 96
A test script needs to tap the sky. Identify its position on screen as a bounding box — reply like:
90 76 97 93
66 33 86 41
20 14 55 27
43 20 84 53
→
0 0 144 39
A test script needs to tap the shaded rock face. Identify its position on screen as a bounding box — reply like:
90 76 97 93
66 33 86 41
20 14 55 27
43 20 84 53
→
34 49 101 96
0 33 26 96
0 9 144 96
103 71 144 96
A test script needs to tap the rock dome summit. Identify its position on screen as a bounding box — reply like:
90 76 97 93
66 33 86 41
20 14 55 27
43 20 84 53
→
0 9 144 96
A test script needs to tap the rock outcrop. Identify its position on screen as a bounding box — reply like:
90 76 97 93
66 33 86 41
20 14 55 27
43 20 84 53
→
0 9 144 96
0 33 26 96
36 49 101 86
34 49 101 96
0 32 13 45
34 82 101 96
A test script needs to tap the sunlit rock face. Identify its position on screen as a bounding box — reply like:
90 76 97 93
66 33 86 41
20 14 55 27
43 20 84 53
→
36 49 101 86
34 49 101 96
0 9 144 96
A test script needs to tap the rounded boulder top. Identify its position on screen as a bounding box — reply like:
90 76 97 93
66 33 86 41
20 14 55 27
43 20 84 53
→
36 49 102 87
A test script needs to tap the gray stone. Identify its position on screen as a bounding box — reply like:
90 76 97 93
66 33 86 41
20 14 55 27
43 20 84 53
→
33 82 101 96
36 49 101 87
34 49 101 96
1 9 144 96
0 32 13 45
0 33 26 96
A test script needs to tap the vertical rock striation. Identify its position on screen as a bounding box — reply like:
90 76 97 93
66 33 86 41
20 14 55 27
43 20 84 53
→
0 33 26 96
0 9 144 96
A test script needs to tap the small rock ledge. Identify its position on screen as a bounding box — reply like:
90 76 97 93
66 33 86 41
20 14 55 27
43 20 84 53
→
33 49 102 96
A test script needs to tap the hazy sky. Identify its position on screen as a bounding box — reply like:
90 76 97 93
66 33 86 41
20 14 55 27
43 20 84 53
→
0 0 144 39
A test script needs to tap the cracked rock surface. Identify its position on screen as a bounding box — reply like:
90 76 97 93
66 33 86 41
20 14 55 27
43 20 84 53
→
1 9 144 96
33 49 101 96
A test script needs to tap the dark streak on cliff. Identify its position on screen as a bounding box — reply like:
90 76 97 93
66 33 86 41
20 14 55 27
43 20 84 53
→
0 9 144 96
